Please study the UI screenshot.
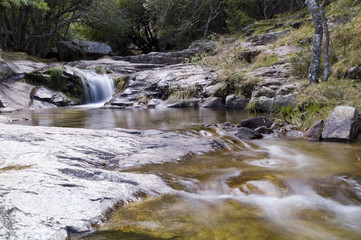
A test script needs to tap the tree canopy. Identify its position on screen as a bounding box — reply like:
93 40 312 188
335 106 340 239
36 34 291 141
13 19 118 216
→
0 0 305 57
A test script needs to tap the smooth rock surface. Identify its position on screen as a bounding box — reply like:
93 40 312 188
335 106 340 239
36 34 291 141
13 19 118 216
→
0 124 215 239
321 106 360 142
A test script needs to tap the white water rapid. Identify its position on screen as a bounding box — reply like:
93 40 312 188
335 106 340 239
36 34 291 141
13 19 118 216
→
68 67 115 104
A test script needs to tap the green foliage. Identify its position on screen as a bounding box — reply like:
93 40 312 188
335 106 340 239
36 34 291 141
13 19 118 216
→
280 105 295 121
95 66 105 74
1 0 48 10
246 101 259 113
225 0 254 33
0 0 93 57
332 12 361 78
290 49 311 79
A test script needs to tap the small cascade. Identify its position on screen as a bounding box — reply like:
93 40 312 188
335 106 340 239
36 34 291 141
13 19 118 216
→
69 67 115 104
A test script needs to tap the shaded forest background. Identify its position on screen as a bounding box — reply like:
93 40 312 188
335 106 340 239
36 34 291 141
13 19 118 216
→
0 0 305 57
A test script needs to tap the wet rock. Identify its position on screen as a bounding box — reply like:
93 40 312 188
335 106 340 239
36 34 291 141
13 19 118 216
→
347 66 361 80
202 97 223 108
225 94 248 109
321 106 361 142
246 31 290 46
0 124 215 239
303 119 324 141
0 99 4 108
240 116 273 129
57 41 112 61
235 127 263 140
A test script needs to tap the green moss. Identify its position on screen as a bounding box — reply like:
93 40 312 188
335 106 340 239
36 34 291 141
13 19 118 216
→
95 66 105 74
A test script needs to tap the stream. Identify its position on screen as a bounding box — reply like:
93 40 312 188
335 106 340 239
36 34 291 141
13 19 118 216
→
6 105 361 240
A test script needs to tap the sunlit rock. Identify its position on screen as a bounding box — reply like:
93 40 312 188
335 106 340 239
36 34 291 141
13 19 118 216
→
321 106 360 142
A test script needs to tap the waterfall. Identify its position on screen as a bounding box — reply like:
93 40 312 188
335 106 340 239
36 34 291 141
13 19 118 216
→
69 67 115 104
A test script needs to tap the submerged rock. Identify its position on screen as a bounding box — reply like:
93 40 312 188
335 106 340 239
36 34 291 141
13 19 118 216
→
235 127 263 140
0 124 215 239
321 106 360 142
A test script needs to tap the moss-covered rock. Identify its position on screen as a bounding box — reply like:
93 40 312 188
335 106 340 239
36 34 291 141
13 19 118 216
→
25 67 86 104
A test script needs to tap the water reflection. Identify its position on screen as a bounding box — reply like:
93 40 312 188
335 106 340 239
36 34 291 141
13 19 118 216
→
7 107 257 130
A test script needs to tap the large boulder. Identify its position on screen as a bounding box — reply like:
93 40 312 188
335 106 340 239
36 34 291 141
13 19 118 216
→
321 106 360 142
57 41 112 61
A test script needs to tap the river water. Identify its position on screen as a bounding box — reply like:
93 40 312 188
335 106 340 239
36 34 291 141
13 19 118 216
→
7 106 361 240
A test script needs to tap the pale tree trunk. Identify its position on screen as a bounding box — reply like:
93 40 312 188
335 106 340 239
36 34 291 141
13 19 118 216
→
320 0 330 81
306 0 323 84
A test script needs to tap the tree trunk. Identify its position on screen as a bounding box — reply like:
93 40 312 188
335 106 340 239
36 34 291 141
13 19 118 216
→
306 0 323 84
320 0 330 81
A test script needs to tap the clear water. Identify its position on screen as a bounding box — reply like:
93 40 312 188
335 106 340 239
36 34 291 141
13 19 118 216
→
6 106 361 240
7 107 257 130
78 135 361 240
